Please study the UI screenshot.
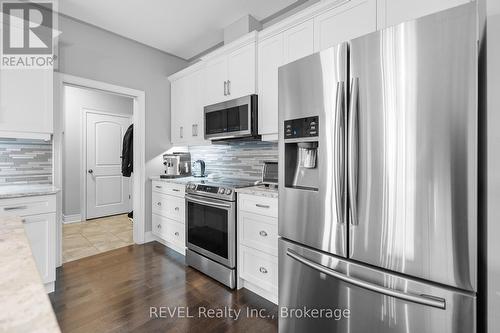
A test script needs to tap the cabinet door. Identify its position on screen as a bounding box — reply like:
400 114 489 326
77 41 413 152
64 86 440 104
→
283 19 314 64
186 68 207 144
170 78 187 144
23 213 56 284
314 0 376 52
227 43 256 99
258 34 284 137
0 68 53 134
204 56 228 105
381 0 470 28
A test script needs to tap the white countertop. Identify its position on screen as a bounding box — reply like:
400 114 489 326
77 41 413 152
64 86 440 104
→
0 184 59 199
236 185 278 198
0 215 60 333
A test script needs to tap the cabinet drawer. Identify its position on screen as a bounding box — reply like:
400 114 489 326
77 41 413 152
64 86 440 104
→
0 195 56 217
152 213 185 249
238 194 278 218
164 219 185 249
239 246 278 294
152 180 185 198
239 211 278 256
152 192 185 223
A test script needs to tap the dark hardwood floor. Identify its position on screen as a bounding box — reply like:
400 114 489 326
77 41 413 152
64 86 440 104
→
49 242 278 333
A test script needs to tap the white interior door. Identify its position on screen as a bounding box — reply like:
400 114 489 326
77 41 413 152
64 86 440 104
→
86 112 132 219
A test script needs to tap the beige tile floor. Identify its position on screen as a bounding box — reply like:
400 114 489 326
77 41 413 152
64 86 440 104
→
62 214 133 263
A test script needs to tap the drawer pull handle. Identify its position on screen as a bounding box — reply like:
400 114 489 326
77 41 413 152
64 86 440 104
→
259 267 268 274
174 232 179 236
259 230 268 237
255 204 270 209
172 189 180 192
155 185 162 189
4 205 28 211
174 207 179 211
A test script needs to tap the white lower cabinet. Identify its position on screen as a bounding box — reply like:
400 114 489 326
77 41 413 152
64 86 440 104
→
151 181 186 255
237 194 278 304
0 194 56 293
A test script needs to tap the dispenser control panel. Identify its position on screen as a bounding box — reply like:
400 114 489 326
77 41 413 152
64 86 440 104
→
284 116 319 139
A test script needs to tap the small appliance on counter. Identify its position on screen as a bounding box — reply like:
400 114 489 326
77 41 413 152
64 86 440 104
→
160 152 191 178
260 161 278 188
191 160 206 177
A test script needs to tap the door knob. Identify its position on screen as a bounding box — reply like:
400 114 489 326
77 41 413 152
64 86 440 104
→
88 169 93 174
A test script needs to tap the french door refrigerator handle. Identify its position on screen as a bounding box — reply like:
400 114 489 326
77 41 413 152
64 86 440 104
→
348 77 359 226
335 81 345 224
286 249 446 309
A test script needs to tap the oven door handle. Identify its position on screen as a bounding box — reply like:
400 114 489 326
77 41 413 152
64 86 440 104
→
185 195 232 209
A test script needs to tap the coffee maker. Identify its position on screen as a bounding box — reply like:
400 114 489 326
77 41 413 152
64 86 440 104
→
161 152 191 178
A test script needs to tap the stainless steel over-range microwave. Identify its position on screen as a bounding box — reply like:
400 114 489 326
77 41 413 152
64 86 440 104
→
204 94 258 141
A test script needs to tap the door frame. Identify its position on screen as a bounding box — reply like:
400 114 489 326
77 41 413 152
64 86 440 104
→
82 109 133 220
54 73 146 267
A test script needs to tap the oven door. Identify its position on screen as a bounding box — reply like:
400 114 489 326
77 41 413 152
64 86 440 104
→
185 194 236 268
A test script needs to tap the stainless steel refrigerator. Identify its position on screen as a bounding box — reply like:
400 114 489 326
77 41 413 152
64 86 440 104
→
278 3 478 332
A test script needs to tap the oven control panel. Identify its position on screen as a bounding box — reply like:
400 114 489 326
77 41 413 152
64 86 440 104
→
186 183 235 201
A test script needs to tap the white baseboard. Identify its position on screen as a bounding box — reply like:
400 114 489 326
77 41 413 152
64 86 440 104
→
62 214 82 224
144 231 156 243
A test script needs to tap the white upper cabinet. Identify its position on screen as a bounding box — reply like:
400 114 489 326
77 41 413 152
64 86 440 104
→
169 64 207 145
258 34 284 139
379 0 472 29
283 19 314 64
314 0 377 52
0 68 53 139
204 56 228 106
203 32 257 106
227 43 256 99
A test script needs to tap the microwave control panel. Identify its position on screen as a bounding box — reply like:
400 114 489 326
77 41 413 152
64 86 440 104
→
284 116 319 139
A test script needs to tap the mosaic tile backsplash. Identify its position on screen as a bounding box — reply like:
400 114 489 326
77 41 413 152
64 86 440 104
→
0 139 52 185
188 141 278 181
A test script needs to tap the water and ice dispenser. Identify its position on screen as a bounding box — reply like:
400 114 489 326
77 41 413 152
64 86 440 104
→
284 116 319 191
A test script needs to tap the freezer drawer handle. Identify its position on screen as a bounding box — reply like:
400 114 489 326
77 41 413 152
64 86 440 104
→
3 205 28 211
286 249 446 309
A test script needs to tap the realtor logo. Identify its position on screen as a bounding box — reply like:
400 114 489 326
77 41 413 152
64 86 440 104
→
1 1 55 68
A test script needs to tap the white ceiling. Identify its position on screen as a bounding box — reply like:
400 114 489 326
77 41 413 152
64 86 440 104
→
58 0 300 60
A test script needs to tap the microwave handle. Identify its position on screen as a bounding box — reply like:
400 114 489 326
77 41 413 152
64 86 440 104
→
224 81 227 96
227 80 231 95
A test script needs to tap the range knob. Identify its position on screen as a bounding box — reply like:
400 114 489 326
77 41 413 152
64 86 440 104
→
189 184 196 190
218 188 225 194
225 189 232 195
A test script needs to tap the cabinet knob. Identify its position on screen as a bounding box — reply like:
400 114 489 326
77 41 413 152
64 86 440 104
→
174 207 179 211
157 202 161 206
88 169 93 174
259 230 268 237
259 267 268 274
174 232 179 236
157 224 161 229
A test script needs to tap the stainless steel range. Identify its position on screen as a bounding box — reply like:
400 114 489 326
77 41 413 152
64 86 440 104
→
185 178 255 288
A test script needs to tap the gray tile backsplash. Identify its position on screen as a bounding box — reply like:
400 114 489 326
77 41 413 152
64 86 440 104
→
0 139 52 185
189 141 278 180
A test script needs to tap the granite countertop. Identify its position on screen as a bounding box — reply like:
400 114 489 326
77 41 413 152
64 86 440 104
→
0 215 60 332
0 184 59 199
150 175 202 185
236 185 279 198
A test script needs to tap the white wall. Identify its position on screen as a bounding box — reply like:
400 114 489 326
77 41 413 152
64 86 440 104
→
63 86 133 218
57 15 187 231
487 0 500 332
